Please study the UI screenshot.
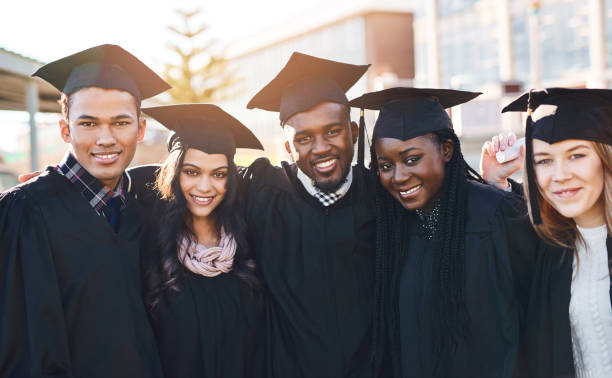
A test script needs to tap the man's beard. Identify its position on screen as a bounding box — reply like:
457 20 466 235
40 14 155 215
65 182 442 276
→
313 165 350 192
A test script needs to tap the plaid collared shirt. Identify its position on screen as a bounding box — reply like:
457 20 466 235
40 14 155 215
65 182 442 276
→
56 152 128 215
296 167 353 207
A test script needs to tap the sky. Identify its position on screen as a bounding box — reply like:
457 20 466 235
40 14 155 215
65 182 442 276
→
0 0 337 152
2 0 333 66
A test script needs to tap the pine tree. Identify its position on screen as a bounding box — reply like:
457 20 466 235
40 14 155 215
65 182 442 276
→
163 8 240 103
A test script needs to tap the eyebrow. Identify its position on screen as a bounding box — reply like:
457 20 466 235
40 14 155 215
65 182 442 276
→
376 147 421 160
399 147 420 155
111 114 134 120
533 144 591 157
182 163 229 171
566 144 590 152
75 114 134 121
323 122 344 128
76 115 99 121
293 122 344 135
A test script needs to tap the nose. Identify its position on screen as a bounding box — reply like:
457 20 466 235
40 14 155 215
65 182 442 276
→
195 175 213 193
312 135 332 155
391 165 410 186
96 124 117 147
551 159 572 182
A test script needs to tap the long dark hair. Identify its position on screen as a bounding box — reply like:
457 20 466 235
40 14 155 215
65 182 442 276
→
370 128 484 377
144 144 260 313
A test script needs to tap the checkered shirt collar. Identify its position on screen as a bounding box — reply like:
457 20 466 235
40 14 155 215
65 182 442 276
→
57 152 128 214
296 167 353 207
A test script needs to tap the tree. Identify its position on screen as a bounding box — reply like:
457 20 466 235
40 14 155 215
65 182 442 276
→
163 8 240 103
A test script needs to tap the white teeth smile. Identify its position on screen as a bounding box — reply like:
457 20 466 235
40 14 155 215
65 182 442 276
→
191 195 213 204
400 185 422 196
315 159 336 168
94 153 119 160
555 188 580 198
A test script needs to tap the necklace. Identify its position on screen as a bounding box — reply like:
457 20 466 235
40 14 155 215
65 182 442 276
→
415 200 441 241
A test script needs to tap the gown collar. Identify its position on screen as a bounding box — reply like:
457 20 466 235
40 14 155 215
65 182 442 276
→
56 152 127 214
296 167 353 207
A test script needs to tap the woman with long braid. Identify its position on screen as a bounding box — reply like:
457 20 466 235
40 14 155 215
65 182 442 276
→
349 88 539 377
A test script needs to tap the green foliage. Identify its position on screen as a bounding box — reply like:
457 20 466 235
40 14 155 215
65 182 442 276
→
163 8 241 103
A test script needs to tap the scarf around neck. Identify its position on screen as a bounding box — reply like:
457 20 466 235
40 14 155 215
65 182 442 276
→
177 230 237 277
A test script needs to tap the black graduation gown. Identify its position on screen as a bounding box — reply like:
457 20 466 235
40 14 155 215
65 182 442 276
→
387 180 539 378
130 165 266 378
148 267 264 378
517 235 612 378
0 167 163 378
243 159 376 378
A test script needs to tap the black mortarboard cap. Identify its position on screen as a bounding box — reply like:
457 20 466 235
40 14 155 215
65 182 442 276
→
143 104 263 157
349 87 481 142
32 44 170 101
246 52 370 125
502 87 612 224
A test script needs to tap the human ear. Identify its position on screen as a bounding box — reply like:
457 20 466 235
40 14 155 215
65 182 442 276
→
59 119 71 143
350 121 358 144
137 118 147 142
285 140 292 155
442 139 454 163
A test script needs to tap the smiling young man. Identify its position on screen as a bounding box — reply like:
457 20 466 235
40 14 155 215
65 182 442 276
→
243 52 377 377
0 44 170 377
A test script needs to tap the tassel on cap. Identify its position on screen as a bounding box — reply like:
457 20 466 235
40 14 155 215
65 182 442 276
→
524 89 543 224
357 106 366 167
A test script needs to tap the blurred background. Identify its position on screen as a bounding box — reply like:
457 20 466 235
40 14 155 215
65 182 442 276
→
1 0 609 189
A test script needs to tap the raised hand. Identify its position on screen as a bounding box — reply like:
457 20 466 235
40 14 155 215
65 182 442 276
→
479 132 525 190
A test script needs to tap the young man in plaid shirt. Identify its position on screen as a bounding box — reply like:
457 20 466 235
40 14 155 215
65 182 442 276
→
0 44 170 377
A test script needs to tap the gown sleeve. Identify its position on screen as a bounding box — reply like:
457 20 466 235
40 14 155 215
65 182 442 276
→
508 178 525 197
126 164 161 207
239 158 274 230
491 194 539 322
0 189 72 377
490 193 540 377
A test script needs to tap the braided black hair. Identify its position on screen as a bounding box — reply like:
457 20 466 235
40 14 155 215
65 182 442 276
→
370 129 484 377
369 154 401 376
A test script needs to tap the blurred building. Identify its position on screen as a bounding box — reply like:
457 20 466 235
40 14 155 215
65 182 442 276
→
408 0 611 167
221 2 415 164
222 0 612 169
0 47 60 171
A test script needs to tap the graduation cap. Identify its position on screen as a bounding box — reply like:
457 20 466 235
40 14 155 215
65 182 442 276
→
32 44 170 101
349 87 481 162
502 88 612 224
143 104 264 157
247 52 369 123
247 52 370 165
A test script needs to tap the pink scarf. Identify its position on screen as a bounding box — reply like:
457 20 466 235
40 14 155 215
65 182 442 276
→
177 231 237 277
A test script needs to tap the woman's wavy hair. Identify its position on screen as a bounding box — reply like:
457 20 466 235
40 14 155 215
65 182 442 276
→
524 141 612 258
369 128 484 377
144 138 260 313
